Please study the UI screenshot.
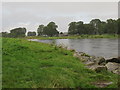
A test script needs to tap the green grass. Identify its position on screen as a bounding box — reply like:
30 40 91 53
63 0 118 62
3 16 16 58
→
0 37 2 90
25 34 118 40
2 38 119 88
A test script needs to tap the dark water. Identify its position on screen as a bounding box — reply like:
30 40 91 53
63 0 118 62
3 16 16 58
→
29 39 118 59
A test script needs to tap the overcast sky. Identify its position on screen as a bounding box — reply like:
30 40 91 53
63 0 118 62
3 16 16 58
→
2 2 118 32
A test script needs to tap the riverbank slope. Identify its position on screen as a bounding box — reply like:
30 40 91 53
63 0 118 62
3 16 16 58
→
2 38 118 88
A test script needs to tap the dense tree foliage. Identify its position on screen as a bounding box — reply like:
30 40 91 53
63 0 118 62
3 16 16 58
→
117 18 120 34
10 27 26 37
38 22 59 37
68 22 77 35
1 27 26 38
68 18 119 35
1 32 10 37
37 25 44 36
1 18 119 38
27 31 36 36
84 24 94 34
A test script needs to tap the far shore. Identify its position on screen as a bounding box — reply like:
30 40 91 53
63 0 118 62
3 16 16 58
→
25 34 119 40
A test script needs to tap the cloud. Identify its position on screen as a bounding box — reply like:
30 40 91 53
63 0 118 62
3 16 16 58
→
2 2 118 32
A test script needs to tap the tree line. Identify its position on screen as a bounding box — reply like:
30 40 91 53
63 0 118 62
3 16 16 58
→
1 22 59 37
1 18 120 38
1 27 27 38
68 19 119 35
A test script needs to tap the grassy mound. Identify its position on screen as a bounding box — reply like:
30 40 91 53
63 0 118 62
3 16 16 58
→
2 38 118 88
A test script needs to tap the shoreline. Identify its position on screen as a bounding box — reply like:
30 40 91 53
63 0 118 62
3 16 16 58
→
54 43 120 75
3 38 119 88
72 51 120 75
25 34 119 40
28 38 118 60
28 38 120 75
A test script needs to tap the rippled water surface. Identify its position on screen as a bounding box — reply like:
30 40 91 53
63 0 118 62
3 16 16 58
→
29 38 118 59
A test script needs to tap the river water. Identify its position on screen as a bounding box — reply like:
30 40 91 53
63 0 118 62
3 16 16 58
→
29 38 118 59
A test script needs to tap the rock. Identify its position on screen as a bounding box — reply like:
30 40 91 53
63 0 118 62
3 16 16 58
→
105 62 119 72
112 69 120 75
81 56 90 61
89 65 107 72
93 57 106 65
95 66 107 73
67 48 75 52
88 56 106 65
73 51 120 75
106 57 120 63
74 52 90 57
92 81 113 88
73 52 80 57
105 62 120 75
84 61 95 66
73 52 88 62
89 56 96 62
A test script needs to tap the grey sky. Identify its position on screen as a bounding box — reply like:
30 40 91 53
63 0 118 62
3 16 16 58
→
2 2 118 32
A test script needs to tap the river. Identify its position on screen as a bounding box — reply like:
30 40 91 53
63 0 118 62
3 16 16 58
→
29 38 118 59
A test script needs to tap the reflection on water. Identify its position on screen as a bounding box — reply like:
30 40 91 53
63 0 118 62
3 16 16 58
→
29 39 118 59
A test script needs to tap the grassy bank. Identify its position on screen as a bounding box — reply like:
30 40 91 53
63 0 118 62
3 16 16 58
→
25 34 118 40
2 38 119 88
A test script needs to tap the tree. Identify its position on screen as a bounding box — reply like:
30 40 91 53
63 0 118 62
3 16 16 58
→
76 21 85 34
68 22 77 35
68 21 93 35
27 31 36 36
105 19 117 34
10 27 26 37
84 24 94 34
43 26 48 36
68 19 119 35
117 18 120 34
43 22 59 37
37 25 44 36
1 32 10 37
98 21 106 34
90 19 101 34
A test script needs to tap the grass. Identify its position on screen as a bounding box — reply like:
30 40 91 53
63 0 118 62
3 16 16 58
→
25 34 118 40
0 37 2 89
2 38 119 88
